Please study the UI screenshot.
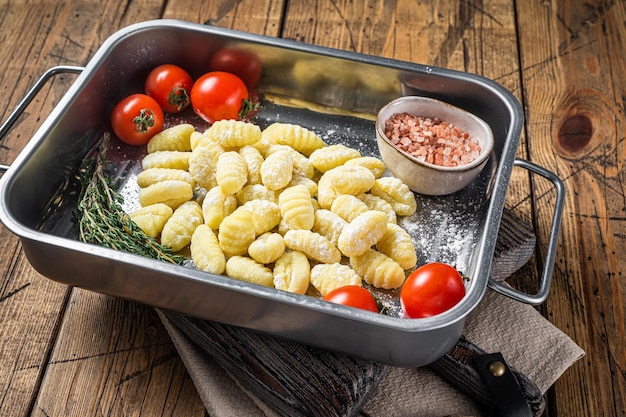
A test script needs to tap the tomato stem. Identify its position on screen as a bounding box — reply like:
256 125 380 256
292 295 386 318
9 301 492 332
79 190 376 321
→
132 108 156 133
168 87 191 111
238 98 261 120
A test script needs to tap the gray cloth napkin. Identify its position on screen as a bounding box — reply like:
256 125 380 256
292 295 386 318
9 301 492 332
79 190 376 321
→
157 288 584 417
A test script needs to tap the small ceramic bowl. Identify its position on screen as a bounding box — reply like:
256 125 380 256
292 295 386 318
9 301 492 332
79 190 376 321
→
376 96 494 195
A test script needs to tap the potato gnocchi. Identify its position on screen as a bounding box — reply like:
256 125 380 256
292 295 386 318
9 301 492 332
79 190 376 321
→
130 120 421 302
248 232 285 264
273 251 310 294
142 151 191 171
190 224 226 274
350 248 406 289
261 149 294 190
215 151 248 195
161 201 203 252
206 119 262 148
202 186 237 229
337 210 388 257
147 123 194 153
278 184 315 231
138 180 193 209
261 122 326 156
136 168 195 188
310 263 362 296
129 203 173 238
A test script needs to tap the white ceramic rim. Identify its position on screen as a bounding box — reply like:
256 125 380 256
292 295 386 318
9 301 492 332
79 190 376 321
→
376 95 495 172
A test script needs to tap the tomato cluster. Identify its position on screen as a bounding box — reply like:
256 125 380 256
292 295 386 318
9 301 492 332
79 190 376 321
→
111 49 262 146
323 262 466 317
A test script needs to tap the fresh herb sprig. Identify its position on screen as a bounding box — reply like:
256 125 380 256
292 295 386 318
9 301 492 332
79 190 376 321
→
75 134 184 265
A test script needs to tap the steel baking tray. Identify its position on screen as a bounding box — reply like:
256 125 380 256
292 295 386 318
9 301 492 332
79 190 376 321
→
0 20 564 367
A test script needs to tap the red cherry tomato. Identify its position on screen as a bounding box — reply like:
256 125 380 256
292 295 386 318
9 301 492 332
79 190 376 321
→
210 48 262 88
111 94 164 146
323 286 380 313
400 262 466 318
145 64 193 113
190 71 249 123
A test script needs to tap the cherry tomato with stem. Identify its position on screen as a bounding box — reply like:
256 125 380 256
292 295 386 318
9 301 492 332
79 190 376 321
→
145 64 193 113
209 48 263 88
400 262 466 318
111 93 164 146
190 71 249 123
323 285 380 313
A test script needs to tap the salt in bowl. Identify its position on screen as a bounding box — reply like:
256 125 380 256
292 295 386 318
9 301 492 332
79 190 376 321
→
376 96 494 196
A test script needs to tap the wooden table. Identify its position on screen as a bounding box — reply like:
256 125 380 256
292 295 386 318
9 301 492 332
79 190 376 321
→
0 1 624 416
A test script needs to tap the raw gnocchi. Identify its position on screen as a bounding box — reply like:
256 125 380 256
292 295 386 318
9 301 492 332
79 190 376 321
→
202 186 238 229
218 207 256 257
312 209 347 246
350 248 406 289
239 145 264 185
273 251 310 294
136 168 195 188
344 156 386 178
358 193 397 224
376 223 417 270
188 146 221 189
266 144 315 179
161 201 203 252
309 144 361 172
147 123 194 153
225 256 274 287
239 199 282 235
278 184 315 231
215 151 248 195
337 210 388 257
130 120 423 305
260 149 293 190
190 224 226 274
142 151 191 171
248 232 285 264
138 180 193 209
206 119 262 148
261 122 326 156
310 263 362 296
129 203 173 238
283 229 342 264
370 177 417 216
330 194 369 222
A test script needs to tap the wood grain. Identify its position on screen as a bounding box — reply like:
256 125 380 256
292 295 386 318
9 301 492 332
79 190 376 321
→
515 2 626 416
0 0 624 416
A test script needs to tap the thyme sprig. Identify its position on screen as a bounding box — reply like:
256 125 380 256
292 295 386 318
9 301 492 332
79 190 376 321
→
75 134 184 265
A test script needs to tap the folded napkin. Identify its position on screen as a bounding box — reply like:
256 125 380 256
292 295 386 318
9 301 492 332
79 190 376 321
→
157 287 584 417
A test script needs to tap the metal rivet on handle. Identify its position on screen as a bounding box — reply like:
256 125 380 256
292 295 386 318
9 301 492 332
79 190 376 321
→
488 360 506 377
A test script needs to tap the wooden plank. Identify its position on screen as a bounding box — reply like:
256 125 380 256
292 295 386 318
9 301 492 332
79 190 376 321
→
0 1 180 416
515 2 626 416
33 289 206 416
162 0 285 33
0 247 68 416
0 0 161 413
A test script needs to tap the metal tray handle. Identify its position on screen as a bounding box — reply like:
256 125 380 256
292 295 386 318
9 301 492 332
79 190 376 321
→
488 158 566 305
0 65 84 174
